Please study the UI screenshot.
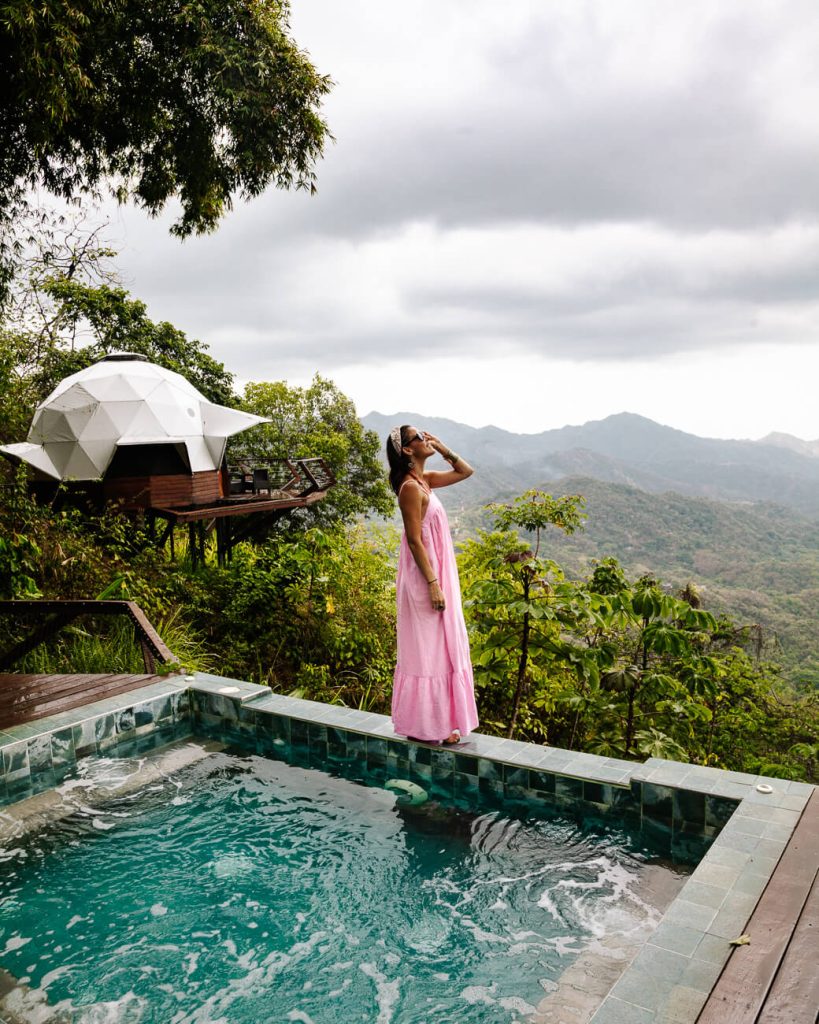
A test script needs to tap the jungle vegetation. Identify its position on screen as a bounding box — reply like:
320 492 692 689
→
0 8 814 780
1 259 817 783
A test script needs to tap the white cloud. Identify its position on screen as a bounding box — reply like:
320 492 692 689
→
101 0 819 440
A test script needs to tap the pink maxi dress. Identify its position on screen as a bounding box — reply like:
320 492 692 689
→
392 482 480 741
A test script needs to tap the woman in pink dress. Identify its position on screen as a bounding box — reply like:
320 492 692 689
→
386 425 479 744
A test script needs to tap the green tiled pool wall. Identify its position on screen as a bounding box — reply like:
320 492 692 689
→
0 684 191 806
190 687 734 862
1 671 815 1024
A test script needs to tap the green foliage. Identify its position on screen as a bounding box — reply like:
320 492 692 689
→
459 498 819 781
461 491 587 738
0 532 42 598
30 278 238 405
236 376 394 526
486 489 586 540
515 476 819 690
0 0 331 297
12 608 212 676
185 524 397 704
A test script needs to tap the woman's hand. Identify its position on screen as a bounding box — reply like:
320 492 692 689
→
429 580 446 612
424 432 445 454
425 433 456 463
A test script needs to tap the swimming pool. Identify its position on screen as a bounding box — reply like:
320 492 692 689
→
1 673 810 1023
0 740 688 1024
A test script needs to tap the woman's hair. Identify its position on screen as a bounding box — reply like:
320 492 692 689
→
386 425 413 495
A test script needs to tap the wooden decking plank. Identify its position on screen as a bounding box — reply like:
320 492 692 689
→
758 870 819 1023
0 673 139 712
25 677 162 720
0 673 123 704
0 674 164 730
698 789 819 1024
0 673 75 690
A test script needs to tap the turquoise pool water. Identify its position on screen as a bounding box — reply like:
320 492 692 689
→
0 746 683 1023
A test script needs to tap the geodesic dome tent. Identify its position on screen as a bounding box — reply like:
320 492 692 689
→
0 353 266 483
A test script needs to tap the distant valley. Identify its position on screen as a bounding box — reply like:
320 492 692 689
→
363 412 819 688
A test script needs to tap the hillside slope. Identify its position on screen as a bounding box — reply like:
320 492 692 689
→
465 476 819 688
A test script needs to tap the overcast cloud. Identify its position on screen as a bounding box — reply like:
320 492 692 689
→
111 0 819 439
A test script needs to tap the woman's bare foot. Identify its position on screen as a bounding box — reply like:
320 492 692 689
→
442 730 461 745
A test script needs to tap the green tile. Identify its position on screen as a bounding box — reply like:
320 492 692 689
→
590 997 655 1023
2 740 30 780
534 750 577 770
724 815 767 837
786 780 815 796
631 944 689 981
647 922 704 957
680 956 723 993
691 860 742 889
743 852 780 878
0 730 19 749
703 845 750 870
642 783 674 824
709 781 751 800
779 794 811 811
762 822 796 843
714 831 762 854
0 720 55 741
588 766 632 784
708 895 758 939
755 838 787 860
661 984 708 1023
730 867 770 899
678 880 727 910
610 963 679 1013
692 931 732 965
27 734 53 774
664 899 718 931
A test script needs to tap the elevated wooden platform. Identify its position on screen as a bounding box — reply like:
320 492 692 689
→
0 673 167 730
0 601 179 731
697 788 819 1024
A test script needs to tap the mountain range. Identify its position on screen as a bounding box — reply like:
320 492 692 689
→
363 411 819 516
363 411 819 687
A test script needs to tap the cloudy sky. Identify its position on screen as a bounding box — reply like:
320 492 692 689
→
109 0 819 440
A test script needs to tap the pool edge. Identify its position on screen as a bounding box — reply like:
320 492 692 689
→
1 672 814 1024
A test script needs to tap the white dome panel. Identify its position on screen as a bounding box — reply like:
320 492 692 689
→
184 436 215 473
76 405 119 442
102 400 147 434
62 445 107 480
42 441 77 476
77 439 117 474
1 356 268 483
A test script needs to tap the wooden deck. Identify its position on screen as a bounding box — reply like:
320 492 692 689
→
0 600 179 732
0 673 168 730
697 788 819 1024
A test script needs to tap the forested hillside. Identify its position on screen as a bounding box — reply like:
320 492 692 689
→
366 412 819 690
464 478 819 689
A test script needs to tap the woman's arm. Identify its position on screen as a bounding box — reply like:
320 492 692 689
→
423 433 474 489
399 480 446 611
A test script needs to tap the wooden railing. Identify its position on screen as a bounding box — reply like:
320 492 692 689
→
0 600 176 673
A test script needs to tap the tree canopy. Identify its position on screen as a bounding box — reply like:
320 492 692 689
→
237 376 394 526
0 0 331 297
